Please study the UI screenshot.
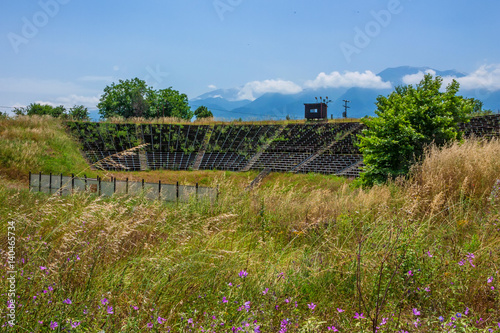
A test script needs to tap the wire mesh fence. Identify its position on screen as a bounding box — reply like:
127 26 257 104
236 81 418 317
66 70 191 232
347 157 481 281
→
29 172 218 203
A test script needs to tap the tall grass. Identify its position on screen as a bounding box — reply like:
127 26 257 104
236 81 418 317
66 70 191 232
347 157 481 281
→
0 136 499 331
0 116 93 181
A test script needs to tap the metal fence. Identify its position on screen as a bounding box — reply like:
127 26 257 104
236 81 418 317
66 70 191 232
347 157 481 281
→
29 172 218 203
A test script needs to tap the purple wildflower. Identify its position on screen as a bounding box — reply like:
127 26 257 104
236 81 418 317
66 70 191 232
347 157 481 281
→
262 288 269 295
413 308 421 316
354 312 365 319
308 303 316 310
101 298 108 305
63 298 72 305
50 321 58 330
107 306 114 314
239 270 248 278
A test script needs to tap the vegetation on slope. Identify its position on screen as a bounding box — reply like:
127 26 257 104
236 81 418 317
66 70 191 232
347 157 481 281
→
0 116 94 182
0 115 499 332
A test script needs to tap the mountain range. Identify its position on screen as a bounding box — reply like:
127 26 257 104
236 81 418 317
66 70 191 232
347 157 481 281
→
189 66 500 120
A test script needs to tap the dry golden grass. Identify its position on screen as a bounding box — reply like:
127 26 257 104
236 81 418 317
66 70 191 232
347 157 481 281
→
405 138 500 218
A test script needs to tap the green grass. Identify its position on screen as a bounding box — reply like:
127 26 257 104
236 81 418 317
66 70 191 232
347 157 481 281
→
0 116 499 332
0 116 98 181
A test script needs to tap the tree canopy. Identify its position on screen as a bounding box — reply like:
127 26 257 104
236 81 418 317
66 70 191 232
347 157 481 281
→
357 74 474 186
97 78 193 120
194 106 213 119
13 103 89 120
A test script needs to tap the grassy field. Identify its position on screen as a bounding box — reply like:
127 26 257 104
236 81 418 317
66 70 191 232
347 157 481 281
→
0 116 499 332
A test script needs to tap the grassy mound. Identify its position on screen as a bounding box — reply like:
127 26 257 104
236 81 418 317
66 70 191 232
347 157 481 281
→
0 117 499 332
0 116 92 181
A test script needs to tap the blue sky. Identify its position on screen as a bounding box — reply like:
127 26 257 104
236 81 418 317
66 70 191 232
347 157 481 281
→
1 0 500 110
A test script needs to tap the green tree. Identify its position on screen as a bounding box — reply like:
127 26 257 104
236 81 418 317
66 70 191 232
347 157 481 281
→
151 88 193 119
97 78 151 119
97 78 193 120
68 105 90 121
467 98 494 116
194 106 213 119
357 74 474 186
13 103 67 118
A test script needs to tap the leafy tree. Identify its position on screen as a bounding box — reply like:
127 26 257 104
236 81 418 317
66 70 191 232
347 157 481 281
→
357 74 474 186
194 106 213 119
151 88 193 119
68 105 90 121
97 78 193 120
467 98 494 116
13 103 67 118
97 78 150 119
51 105 67 118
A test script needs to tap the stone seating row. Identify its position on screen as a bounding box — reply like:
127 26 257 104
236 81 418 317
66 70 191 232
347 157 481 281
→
146 152 196 170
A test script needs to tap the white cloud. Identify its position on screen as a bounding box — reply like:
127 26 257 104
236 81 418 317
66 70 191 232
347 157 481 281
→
402 65 500 91
401 69 457 87
237 79 303 101
458 64 500 91
34 95 100 109
0 78 101 109
208 84 217 90
402 69 437 85
56 95 100 108
304 70 392 89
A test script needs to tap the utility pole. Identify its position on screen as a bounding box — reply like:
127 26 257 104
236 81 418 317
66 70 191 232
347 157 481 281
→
342 100 350 118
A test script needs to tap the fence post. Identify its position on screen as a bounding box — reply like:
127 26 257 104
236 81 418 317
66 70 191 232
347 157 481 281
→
158 180 161 200
71 173 75 194
49 173 52 195
113 177 116 194
39 172 42 192
126 178 129 194
142 179 144 194
196 182 198 201
176 181 179 203
60 174 63 196
98 176 101 196
84 174 87 191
